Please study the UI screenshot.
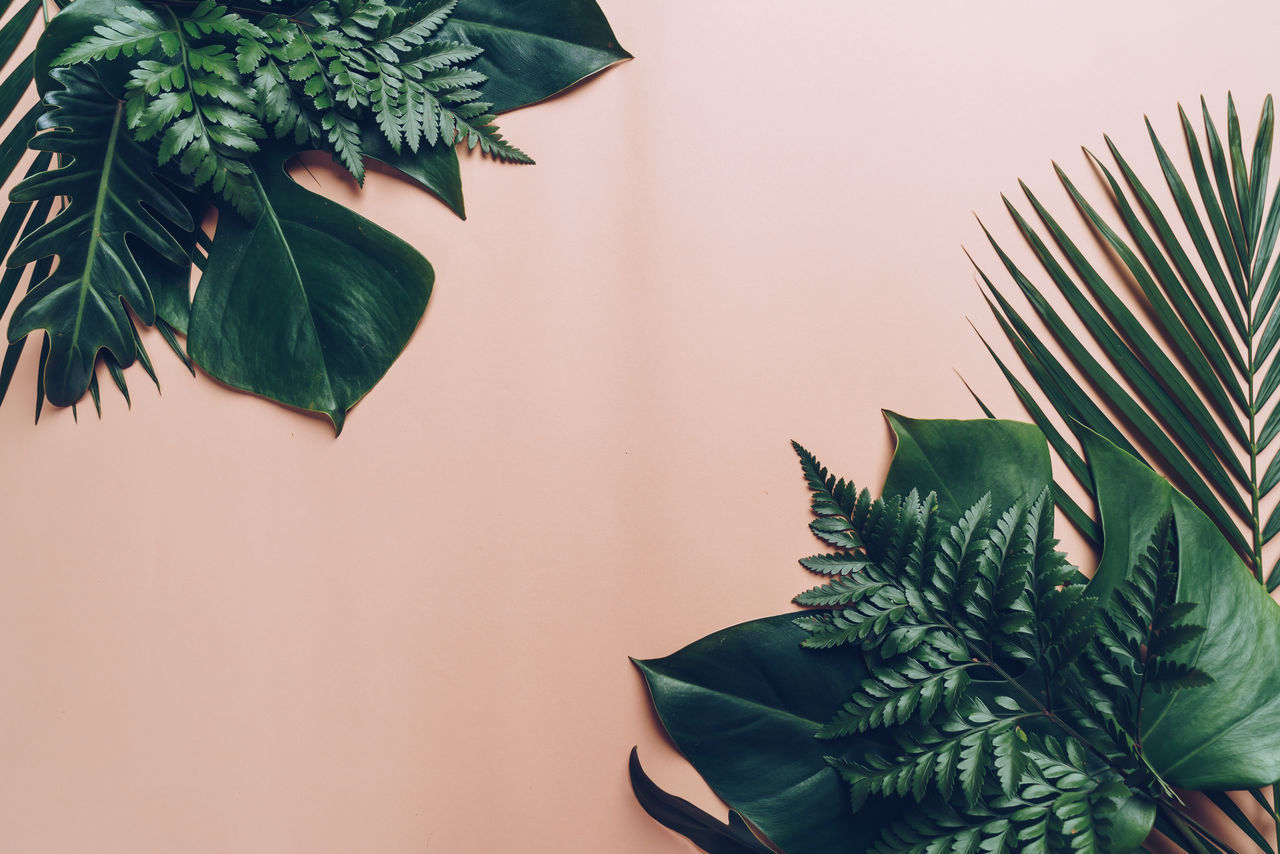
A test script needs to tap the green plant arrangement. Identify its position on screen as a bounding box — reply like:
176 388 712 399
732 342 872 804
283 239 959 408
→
972 93 1280 846
631 415 1280 853
0 0 627 431
973 94 1280 579
630 93 1280 853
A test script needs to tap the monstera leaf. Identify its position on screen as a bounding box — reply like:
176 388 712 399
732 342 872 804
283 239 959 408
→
1084 431 1280 791
188 146 433 433
0 0 627 428
635 416 1280 854
972 92 1280 849
886 419 1280 791
634 615 898 854
6 65 193 407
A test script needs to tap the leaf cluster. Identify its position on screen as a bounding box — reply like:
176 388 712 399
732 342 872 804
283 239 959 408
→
0 0 628 423
790 442 1210 853
975 95 1280 591
51 0 526 211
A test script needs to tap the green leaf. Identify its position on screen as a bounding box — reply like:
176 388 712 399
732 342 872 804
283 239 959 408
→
977 95 1280 584
1084 430 1280 789
188 144 433 433
6 66 194 407
440 0 630 113
627 749 775 854
634 614 901 854
361 124 465 218
881 412 1051 520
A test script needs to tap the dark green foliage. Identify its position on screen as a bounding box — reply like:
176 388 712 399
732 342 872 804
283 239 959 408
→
634 417 1280 854
628 749 775 854
790 442 1210 854
6 66 193 407
0 0 627 425
977 95 1280 589
977 94 1280 847
52 0 526 200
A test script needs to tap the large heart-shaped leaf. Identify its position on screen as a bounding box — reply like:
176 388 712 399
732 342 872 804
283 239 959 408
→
6 66 193 407
634 614 903 854
188 146 433 433
881 411 1052 517
442 0 631 114
1085 431 1280 790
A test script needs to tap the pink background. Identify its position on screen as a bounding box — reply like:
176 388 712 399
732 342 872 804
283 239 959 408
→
3 2 1280 851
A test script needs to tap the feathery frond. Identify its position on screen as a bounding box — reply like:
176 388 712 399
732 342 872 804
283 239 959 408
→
789 444 1211 853
977 94 1280 589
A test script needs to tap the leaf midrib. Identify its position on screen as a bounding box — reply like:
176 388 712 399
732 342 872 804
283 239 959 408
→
65 99 124 382
641 665 828 730
249 167 336 409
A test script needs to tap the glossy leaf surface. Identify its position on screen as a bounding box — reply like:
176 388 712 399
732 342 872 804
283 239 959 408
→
628 749 774 854
881 410 1051 518
634 417 1280 853
3 0 626 423
979 96 1280 588
1085 430 1280 789
6 66 193 406
442 0 630 114
188 146 433 433
363 129 466 219
634 614 900 854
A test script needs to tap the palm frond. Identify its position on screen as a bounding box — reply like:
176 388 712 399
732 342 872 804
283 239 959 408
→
976 91 1280 853
979 93 1280 583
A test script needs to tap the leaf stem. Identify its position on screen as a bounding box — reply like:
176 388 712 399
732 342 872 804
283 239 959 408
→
1161 801 1238 854
1249 311 1264 581
1271 783 1280 853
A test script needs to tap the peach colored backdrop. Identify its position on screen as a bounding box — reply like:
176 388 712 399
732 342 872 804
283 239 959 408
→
3 2 1279 852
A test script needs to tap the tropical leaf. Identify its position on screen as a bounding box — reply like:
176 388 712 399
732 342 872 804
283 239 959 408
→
0 0 625 423
187 143 433 433
630 417 1280 854
976 94 1280 589
361 124 465 218
975 93 1280 850
634 614 901 854
5 65 194 407
1082 430 1280 790
440 0 631 113
628 749 775 854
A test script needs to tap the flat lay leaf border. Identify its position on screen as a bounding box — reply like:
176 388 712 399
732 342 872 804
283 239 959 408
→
632 415 1280 853
968 92 1280 847
0 0 629 432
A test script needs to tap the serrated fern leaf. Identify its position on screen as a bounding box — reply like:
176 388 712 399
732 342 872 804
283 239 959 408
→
818 650 972 737
792 440 868 521
6 67 194 408
788 445 1222 852
52 3 267 215
1145 658 1214 693
794 575 887 607
54 5 174 65
798 552 874 576
50 0 525 195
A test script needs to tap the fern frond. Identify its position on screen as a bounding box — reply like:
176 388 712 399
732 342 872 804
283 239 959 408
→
798 589 912 650
798 553 874 576
819 646 972 737
54 5 175 65
787 448 1218 853
794 575 887 607
792 440 866 520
